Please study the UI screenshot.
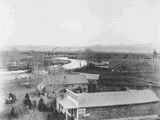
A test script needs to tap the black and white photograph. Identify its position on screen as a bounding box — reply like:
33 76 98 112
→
0 0 160 120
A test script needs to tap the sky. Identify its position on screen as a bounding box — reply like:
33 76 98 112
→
0 0 160 49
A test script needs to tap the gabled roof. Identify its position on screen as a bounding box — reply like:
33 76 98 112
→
59 96 78 109
46 73 88 85
58 89 159 109
77 89 159 108
79 73 99 80
37 73 88 90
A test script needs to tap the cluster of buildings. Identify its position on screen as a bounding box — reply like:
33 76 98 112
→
37 66 99 94
37 65 160 120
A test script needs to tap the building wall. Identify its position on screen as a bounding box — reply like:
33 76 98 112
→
79 102 159 120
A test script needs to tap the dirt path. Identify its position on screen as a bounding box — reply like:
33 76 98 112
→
0 74 47 120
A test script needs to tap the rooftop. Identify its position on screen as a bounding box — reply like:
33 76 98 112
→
79 73 99 80
58 89 159 109
37 73 88 90
47 73 88 84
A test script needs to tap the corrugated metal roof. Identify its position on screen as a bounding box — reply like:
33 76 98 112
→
59 89 159 109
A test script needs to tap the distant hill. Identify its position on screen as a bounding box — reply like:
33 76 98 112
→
2 44 155 54
86 44 154 53
3 45 85 52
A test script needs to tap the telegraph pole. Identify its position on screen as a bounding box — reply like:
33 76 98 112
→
153 50 158 72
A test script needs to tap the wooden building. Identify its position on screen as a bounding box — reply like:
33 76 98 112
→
79 73 99 83
37 73 88 94
56 89 159 120
79 73 99 92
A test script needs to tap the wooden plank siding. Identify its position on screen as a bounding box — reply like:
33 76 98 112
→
79 102 159 120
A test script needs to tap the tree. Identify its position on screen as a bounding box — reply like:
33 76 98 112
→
84 49 94 62
153 49 158 72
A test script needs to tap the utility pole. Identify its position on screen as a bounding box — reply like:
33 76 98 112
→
153 50 158 72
